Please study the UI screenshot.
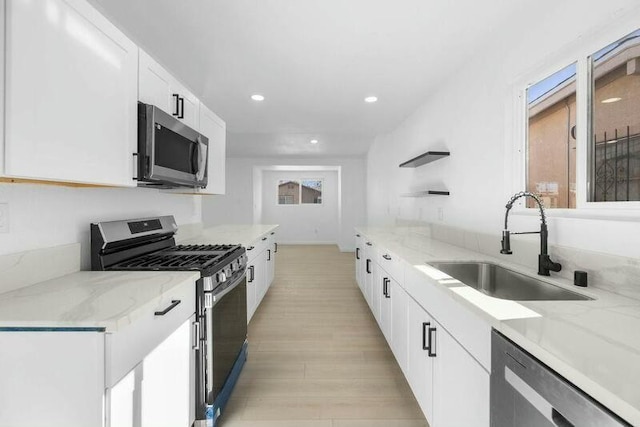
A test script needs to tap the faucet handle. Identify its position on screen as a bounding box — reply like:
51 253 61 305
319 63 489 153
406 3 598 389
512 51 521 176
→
500 230 513 255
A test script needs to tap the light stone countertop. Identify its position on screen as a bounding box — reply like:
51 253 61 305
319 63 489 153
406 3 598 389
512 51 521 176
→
356 225 640 426
179 224 279 247
0 271 199 332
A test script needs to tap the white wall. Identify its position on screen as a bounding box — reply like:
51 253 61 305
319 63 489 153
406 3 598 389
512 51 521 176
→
262 170 339 244
366 0 640 259
0 183 200 268
202 157 366 251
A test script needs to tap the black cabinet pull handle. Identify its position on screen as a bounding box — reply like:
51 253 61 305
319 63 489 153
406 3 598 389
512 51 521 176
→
384 278 391 299
155 300 181 316
382 278 387 296
422 322 430 350
172 94 180 116
366 242 372 246
248 265 255 283
366 259 371 274
267 249 271 261
427 326 437 357
383 254 392 261
271 232 275 235
262 237 267 241
178 96 185 119
356 248 360 260
356 234 361 237
247 246 255 251
274 243 278 253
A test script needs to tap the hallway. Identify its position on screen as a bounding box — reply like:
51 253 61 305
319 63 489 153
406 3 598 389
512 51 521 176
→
219 245 428 427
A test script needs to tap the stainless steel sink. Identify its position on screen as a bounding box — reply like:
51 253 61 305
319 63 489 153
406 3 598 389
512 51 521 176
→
428 262 592 301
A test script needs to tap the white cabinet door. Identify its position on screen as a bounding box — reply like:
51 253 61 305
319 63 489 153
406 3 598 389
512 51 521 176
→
432 323 490 427
355 234 364 291
371 262 382 326
198 103 226 195
139 49 199 130
407 297 435 426
0 331 105 427
380 273 393 344
364 251 374 309
246 259 259 323
391 281 409 375
108 369 136 427
255 249 269 305
4 0 138 186
141 317 194 427
266 232 276 287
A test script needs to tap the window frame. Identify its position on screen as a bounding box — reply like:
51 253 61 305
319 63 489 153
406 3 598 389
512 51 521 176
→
510 22 640 219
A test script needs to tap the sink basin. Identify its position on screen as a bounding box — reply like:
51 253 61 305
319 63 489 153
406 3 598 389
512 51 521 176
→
427 262 592 301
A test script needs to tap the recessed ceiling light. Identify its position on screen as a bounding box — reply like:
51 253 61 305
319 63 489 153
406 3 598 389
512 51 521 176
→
310 139 319 144
602 97 622 104
251 94 265 101
364 96 378 103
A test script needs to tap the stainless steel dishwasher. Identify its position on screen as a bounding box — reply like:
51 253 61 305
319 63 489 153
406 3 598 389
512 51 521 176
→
491 330 630 427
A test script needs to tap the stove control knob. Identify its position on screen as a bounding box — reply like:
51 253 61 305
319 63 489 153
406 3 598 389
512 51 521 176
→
218 272 227 282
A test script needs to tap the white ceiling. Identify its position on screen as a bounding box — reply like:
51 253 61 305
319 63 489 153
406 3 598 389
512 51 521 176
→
88 0 530 158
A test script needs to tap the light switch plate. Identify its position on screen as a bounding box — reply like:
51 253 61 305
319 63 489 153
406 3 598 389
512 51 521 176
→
0 203 9 233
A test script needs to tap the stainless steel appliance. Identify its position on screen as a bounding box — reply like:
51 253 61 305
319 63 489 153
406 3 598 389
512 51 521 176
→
137 102 208 188
91 216 247 426
491 330 629 427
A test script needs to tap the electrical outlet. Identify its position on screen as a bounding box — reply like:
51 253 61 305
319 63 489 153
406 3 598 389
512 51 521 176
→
0 203 8 233
437 207 444 221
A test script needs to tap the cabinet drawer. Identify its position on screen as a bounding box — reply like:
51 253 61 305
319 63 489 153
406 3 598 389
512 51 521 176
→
378 249 404 283
105 279 195 387
246 235 269 262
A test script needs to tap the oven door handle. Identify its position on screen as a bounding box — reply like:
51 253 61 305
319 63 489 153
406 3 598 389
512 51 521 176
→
207 272 246 307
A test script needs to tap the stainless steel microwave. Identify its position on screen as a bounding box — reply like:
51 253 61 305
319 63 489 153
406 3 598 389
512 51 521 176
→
137 102 208 188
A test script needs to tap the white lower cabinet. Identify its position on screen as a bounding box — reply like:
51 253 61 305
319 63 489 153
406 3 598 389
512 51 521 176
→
246 230 278 324
355 234 365 290
407 297 435 426
406 293 490 427
141 318 193 427
390 281 409 375
109 370 136 427
432 322 490 427
355 231 490 427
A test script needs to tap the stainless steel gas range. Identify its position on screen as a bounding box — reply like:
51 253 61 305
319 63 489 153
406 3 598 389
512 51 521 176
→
91 216 247 426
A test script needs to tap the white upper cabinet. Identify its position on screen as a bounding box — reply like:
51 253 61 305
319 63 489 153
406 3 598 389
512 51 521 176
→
3 0 138 186
139 49 199 131
198 102 226 195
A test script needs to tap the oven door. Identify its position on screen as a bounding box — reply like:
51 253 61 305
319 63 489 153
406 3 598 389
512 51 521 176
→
202 271 247 407
139 103 208 188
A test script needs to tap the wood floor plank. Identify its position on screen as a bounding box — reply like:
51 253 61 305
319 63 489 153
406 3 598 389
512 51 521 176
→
218 245 428 426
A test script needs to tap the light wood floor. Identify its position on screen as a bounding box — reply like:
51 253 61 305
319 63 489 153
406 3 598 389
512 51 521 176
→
218 245 428 427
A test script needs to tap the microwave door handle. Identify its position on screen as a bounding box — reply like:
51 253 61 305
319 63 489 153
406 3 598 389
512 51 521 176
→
198 140 208 181
190 140 199 175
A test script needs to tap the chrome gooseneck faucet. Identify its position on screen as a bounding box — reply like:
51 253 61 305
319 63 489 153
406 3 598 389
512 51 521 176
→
500 191 562 276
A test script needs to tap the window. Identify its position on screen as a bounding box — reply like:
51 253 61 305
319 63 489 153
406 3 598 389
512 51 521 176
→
590 30 640 202
526 63 577 209
524 28 640 209
277 179 323 205
300 179 322 204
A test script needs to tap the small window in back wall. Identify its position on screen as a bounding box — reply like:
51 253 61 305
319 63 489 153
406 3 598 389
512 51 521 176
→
278 180 300 204
301 179 322 204
526 62 578 209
